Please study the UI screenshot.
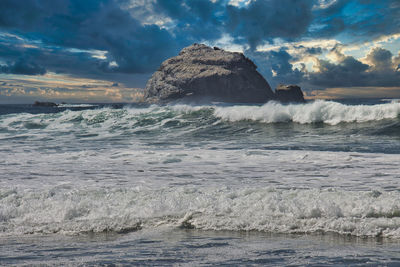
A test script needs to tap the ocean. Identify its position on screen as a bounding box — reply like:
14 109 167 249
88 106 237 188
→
1 99 400 265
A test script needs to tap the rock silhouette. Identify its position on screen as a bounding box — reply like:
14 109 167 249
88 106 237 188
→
33 101 58 107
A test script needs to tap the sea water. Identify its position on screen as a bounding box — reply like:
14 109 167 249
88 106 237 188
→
1 99 400 265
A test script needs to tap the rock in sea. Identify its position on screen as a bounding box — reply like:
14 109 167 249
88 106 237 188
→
144 43 275 103
33 101 58 107
274 84 305 103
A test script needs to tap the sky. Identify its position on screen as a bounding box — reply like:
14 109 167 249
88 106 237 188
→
0 0 399 103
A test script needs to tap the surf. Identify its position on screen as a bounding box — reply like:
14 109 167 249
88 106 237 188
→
1 186 400 238
212 100 400 125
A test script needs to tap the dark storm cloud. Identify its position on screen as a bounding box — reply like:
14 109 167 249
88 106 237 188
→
0 0 178 76
152 0 318 49
309 57 369 87
349 0 400 39
0 58 46 75
0 40 105 77
154 0 225 43
0 0 319 78
226 0 314 48
311 0 400 39
158 0 400 47
365 47 393 71
244 49 305 90
300 46 323 55
308 47 400 87
246 45 400 91
242 43 325 89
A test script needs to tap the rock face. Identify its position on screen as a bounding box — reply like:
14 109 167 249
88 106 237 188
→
144 44 275 103
275 84 305 103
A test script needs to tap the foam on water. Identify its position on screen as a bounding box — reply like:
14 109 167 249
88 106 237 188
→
1 101 400 240
213 100 400 125
57 104 98 108
1 100 400 134
1 144 400 238
1 186 400 237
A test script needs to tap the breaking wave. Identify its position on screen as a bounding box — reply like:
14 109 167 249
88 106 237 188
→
212 100 400 125
1 100 400 132
1 186 400 238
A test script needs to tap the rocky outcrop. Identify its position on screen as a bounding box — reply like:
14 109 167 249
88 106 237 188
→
33 101 58 107
275 84 305 103
144 44 275 103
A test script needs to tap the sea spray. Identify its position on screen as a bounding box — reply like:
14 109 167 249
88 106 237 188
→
2 100 400 133
212 100 400 125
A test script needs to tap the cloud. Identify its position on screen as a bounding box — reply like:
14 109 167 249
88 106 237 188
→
0 73 144 103
226 0 314 48
394 52 400 71
364 47 394 72
308 47 400 87
245 48 305 90
310 0 400 40
1 0 399 78
308 86 400 99
153 0 225 42
308 57 369 87
0 39 104 78
246 42 400 92
0 0 178 76
0 58 46 75
0 0 321 79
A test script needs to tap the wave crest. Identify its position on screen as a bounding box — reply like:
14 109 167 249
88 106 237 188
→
213 100 400 125
1 101 400 133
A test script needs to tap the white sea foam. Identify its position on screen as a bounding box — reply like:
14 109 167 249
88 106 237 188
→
381 99 400 103
1 101 400 238
1 100 399 134
1 144 400 237
57 103 98 108
1 186 400 237
213 100 400 125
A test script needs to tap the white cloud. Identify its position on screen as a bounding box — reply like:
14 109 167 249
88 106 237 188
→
203 34 246 52
257 38 340 53
123 0 172 27
313 0 338 10
228 0 252 7
90 50 107 60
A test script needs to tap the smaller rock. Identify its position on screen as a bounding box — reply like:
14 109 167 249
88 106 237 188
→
275 84 305 103
33 101 58 107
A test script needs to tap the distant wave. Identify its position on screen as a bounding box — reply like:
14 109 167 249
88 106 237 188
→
1 186 400 237
57 103 98 108
212 100 400 125
381 99 400 103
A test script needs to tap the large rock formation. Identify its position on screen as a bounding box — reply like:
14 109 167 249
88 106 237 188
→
144 44 275 103
275 84 305 103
